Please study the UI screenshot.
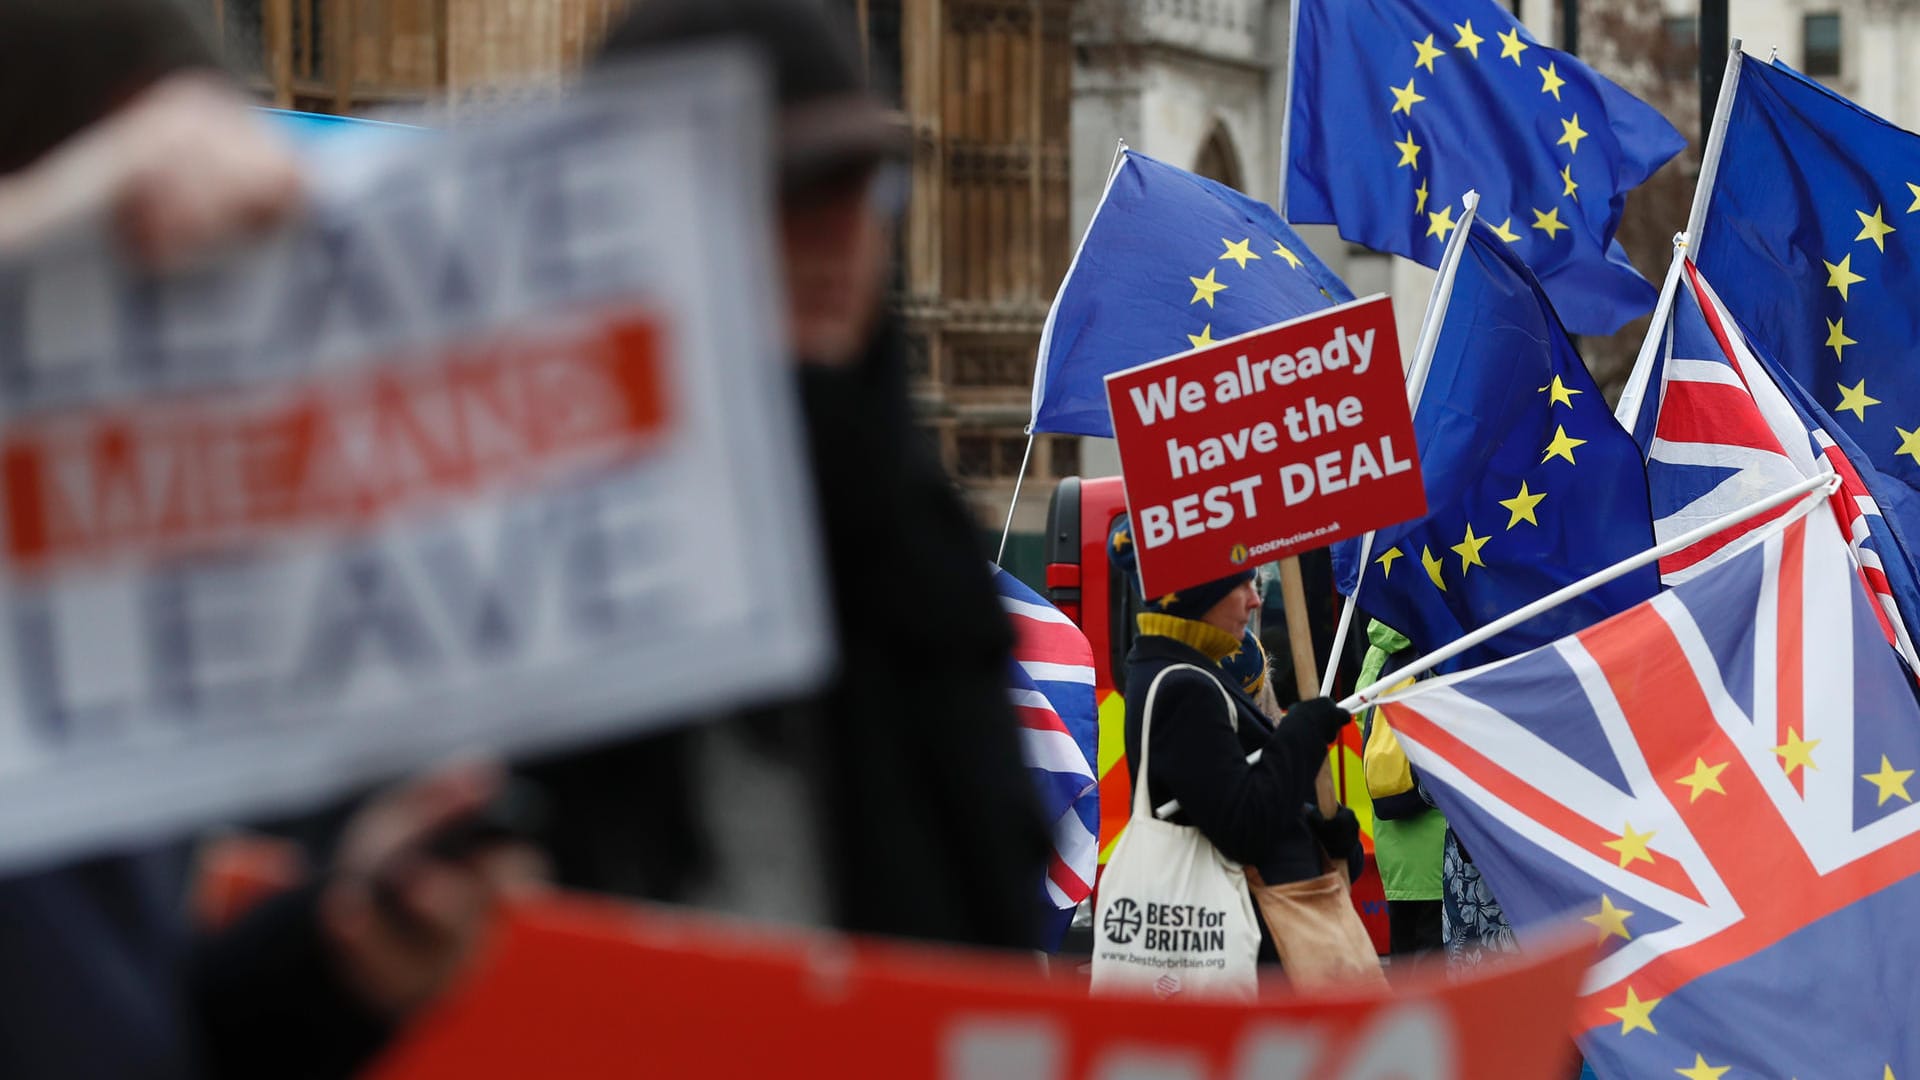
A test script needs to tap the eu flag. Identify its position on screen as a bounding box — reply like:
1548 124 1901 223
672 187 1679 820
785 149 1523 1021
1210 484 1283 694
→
1692 56 1920 586
1029 149 1352 437
1332 216 1656 670
1284 0 1684 336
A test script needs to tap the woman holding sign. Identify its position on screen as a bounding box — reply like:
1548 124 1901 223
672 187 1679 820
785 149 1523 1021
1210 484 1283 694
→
1096 519 1378 994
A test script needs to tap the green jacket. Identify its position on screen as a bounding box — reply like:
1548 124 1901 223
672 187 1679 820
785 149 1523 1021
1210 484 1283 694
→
1358 620 1446 902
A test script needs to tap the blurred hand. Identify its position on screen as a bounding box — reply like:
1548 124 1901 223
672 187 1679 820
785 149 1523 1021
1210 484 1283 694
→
319 760 547 1019
0 72 303 266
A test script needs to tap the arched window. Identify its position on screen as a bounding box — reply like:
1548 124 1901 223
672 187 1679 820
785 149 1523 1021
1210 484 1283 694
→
1192 122 1245 192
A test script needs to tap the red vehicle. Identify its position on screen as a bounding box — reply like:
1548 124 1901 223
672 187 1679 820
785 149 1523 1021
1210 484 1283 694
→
1043 475 1390 954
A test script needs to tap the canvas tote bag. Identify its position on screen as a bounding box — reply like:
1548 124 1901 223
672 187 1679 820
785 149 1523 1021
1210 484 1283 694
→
1090 664 1260 1001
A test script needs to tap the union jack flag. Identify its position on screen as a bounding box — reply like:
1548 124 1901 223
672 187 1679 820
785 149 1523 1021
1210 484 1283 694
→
1642 259 1920 672
993 566 1098 948
1378 501 1920 1077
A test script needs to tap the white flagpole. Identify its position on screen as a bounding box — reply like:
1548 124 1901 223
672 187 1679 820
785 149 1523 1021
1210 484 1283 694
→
996 433 1037 565
1027 139 1129 428
1005 140 1129 563
1275 0 1303 213
1613 42 1741 441
1156 469 1838 820
1684 41 1745 252
1612 233 1688 438
1316 192 1480 698
1338 471 1833 711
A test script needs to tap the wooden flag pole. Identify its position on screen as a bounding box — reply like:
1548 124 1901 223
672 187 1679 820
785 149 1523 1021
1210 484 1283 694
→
1275 556 1339 817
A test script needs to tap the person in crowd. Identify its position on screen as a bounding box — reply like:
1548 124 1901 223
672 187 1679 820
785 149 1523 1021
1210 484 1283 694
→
1352 617 1513 966
1356 620 1448 959
1228 630 1365 886
1108 519 1360 966
0 4 540 1077
519 0 1050 950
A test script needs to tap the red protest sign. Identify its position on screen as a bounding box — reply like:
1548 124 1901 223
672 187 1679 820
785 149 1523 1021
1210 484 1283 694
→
1104 295 1424 598
370 894 1590 1080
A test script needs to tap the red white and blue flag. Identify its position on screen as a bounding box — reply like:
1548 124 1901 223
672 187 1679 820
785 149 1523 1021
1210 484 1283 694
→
1378 500 1920 1077
994 566 1098 948
1642 259 1920 672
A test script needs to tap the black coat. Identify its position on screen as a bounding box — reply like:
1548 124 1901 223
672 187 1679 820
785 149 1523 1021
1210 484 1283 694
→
796 322 1049 949
1123 635 1337 890
526 319 1049 950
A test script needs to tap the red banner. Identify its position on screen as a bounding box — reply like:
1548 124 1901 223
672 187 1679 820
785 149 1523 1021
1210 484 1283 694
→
370 895 1591 1080
0 313 664 572
1103 296 1424 597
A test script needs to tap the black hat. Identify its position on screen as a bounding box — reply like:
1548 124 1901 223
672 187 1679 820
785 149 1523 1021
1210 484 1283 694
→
594 0 909 191
1107 516 1256 621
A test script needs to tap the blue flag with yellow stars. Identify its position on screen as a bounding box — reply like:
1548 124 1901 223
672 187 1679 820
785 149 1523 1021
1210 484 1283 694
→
1332 216 1656 670
1692 55 1920 583
1284 0 1684 336
1029 149 1353 437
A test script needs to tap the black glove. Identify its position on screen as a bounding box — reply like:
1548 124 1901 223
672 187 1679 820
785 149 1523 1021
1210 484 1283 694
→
1276 697 1351 750
1306 805 1361 859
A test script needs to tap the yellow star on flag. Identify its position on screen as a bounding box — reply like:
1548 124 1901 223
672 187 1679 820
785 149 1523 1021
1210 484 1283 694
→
1272 240 1304 269
1561 164 1579 200
1421 545 1447 591
1451 523 1490 573
1415 178 1430 215
1542 424 1586 464
1187 324 1217 349
1540 374 1583 407
1857 204 1897 252
1773 726 1821 777
1412 33 1445 72
1863 755 1915 806
1826 316 1856 362
1826 253 1865 300
1557 113 1588 154
1498 481 1546 528
1585 895 1635 944
1604 822 1657 868
1676 1054 1730 1080
1898 426 1920 466
1453 20 1484 58
1498 26 1528 65
1675 758 1729 802
1390 78 1426 116
1219 237 1259 269
1532 206 1569 239
1539 61 1566 99
1394 131 1423 169
1605 986 1660 1034
1376 546 1404 578
1427 205 1458 240
1836 379 1881 422
1112 528 1131 552
1189 267 1227 307
1908 181 1920 213
1489 217 1521 243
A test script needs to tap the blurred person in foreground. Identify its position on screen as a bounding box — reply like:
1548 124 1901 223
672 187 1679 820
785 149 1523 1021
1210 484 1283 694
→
0 4 538 1078
521 0 1049 949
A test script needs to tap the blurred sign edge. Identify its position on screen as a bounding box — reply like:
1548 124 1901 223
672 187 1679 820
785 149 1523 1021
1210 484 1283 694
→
368 892 1590 1080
